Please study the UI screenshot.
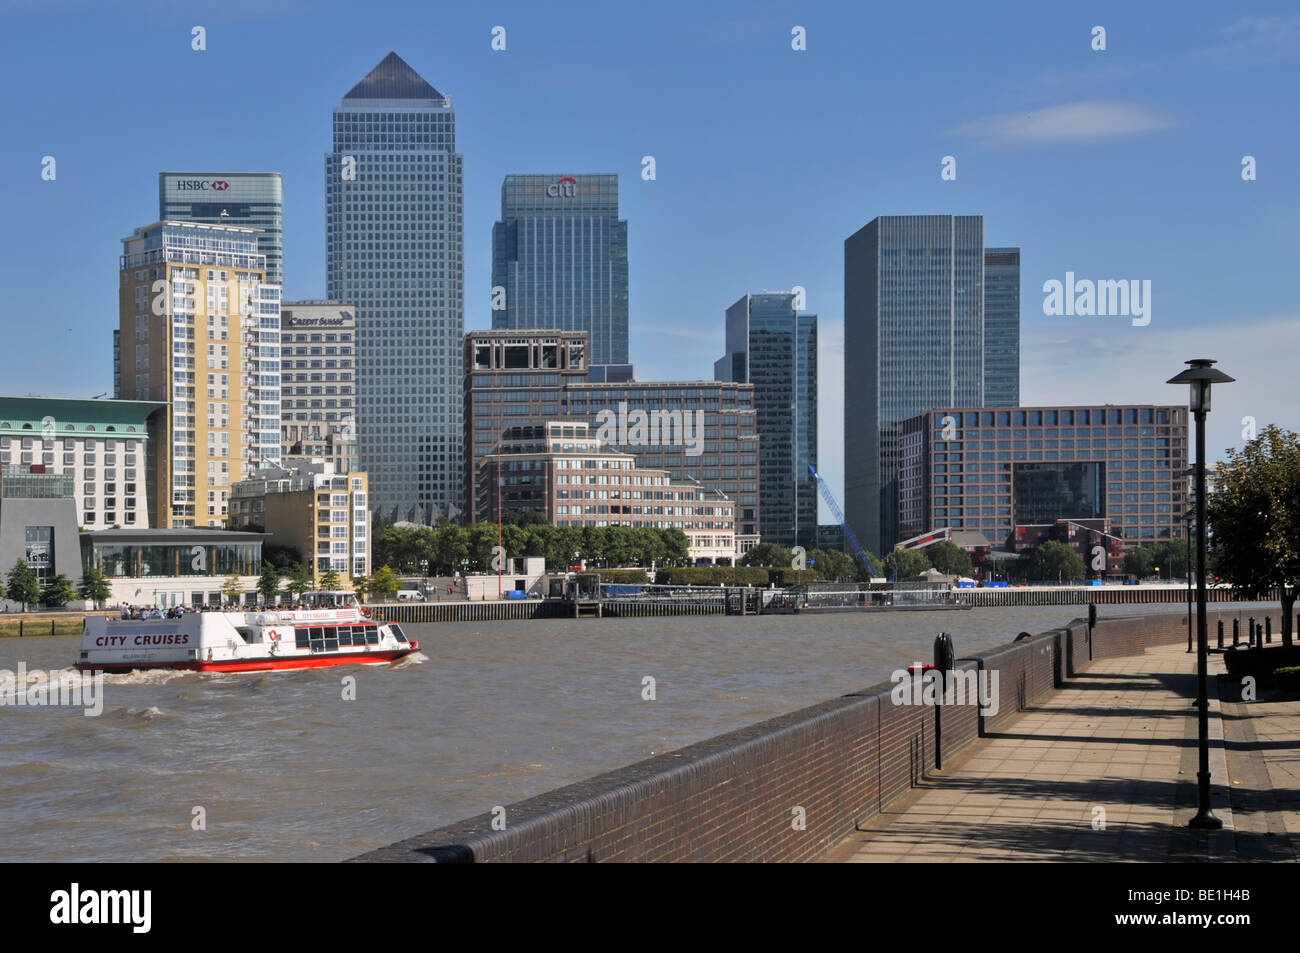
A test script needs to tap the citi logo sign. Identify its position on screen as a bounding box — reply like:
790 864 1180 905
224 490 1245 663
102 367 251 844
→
175 180 230 191
547 176 577 197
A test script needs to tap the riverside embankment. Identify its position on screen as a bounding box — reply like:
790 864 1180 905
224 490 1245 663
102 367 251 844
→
353 603 1292 862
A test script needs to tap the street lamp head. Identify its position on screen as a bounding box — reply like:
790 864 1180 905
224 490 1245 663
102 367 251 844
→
1167 358 1234 414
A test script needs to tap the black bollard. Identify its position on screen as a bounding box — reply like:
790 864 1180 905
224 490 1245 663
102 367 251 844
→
1266 617 1272 644
1256 622 1264 646
1217 619 1223 649
1233 618 1240 646
1249 617 1256 647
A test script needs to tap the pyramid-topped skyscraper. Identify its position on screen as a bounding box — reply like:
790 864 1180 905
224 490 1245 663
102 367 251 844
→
326 53 464 527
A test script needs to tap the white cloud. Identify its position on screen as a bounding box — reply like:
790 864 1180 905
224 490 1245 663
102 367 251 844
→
1022 314 1300 461
954 101 1173 145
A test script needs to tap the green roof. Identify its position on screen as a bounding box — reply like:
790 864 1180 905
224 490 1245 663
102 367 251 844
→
0 396 165 437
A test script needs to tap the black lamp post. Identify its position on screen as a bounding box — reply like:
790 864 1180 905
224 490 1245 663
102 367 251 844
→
1167 358 1233 830
1184 504 1193 653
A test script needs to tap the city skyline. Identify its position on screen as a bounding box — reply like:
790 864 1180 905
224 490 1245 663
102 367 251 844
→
3 3 1297 519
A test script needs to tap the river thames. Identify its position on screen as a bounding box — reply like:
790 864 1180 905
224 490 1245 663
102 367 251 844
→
0 602 1273 862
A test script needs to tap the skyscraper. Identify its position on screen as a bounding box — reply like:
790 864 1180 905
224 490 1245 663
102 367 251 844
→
159 173 284 285
844 215 1019 555
118 220 281 528
491 174 629 368
983 247 1021 406
715 292 817 548
326 52 464 523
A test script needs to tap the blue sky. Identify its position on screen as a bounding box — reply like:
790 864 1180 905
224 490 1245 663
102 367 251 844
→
2 0 1297 515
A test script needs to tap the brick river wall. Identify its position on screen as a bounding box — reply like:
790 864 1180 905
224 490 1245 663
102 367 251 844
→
351 605 1289 863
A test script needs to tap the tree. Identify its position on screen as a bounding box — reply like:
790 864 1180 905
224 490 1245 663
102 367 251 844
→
1122 545 1156 578
40 573 75 608
352 575 371 604
284 563 313 598
220 574 244 605
77 567 112 610
926 541 973 577
1207 425 1300 647
1031 540 1086 583
882 548 932 581
369 566 400 602
5 559 40 612
740 542 793 568
256 562 283 603
319 567 343 592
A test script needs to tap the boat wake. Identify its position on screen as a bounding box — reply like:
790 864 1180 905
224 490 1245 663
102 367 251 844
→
388 651 428 668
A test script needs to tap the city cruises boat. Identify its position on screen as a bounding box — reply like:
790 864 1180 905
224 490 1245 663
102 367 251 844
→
75 596 418 674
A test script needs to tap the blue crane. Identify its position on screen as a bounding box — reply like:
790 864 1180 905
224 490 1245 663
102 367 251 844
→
808 465 883 579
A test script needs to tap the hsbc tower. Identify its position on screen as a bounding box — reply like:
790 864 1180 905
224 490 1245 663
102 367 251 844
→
159 172 284 285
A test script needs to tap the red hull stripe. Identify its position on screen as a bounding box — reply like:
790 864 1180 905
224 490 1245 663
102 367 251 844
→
76 649 417 674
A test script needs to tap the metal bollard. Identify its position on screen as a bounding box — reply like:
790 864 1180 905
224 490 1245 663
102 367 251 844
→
1249 617 1256 647
1233 619 1240 646
1266 617 1272 644
1217 619 1223 649
1256 622 1264 646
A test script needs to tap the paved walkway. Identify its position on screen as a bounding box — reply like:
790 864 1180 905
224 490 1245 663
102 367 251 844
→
826 643 1300 862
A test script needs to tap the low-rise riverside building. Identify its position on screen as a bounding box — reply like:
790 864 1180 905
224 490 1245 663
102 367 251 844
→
79 528 264 608
478 421 736 564
229 460 369 583
898 404 1189 549
463 329 759 553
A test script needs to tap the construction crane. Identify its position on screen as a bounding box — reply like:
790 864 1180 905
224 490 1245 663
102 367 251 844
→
808 465 882 579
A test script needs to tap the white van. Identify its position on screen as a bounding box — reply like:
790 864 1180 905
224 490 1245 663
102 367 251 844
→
395 590 425 602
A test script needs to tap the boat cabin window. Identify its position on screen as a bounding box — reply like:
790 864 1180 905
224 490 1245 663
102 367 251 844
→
389 624 408 644
295 622 378 652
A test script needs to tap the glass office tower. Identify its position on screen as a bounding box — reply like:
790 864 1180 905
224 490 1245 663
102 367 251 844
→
715 292 817 548
491 174 629 367
159 173 284 285
325 52 464 523
844 215 987 555
983 247 1021 407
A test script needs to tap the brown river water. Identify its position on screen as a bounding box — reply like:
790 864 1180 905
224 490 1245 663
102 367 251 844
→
0 603 1270 862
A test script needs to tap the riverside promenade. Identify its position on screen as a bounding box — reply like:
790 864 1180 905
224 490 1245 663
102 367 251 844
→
825 642 1299 862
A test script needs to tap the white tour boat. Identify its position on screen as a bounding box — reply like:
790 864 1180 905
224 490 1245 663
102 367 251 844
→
76 593 418 674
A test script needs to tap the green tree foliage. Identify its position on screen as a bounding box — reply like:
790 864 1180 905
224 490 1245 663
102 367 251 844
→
5 559 41 611
40 573 75 608
882 548 932 581
1030 540 1087 582
369 565 401 601
318 567 344 592
351 575 371 603
926 541 973 577
77 567 112 610
256 562 283 602
739 542 792 568
220 574 244 604
1207 425 1300 646
1122 542 1189 579
284 563 313 598
372 522 699 574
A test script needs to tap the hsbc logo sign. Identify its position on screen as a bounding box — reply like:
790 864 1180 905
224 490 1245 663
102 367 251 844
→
175 180 230 191
546 176 578 198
